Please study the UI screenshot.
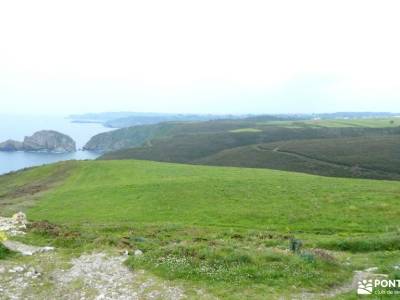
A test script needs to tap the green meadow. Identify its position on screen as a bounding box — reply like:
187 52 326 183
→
2 159 400 299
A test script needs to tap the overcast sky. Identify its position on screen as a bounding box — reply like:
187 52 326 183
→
1 0 399 115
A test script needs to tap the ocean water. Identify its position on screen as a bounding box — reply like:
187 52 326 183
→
0 115 114 175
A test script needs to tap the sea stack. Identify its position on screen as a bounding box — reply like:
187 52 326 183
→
0 130 76 153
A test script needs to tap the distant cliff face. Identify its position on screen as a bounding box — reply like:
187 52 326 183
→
0 131 76 153
83 125 160 152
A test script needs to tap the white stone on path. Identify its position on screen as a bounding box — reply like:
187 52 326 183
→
2 240 54 256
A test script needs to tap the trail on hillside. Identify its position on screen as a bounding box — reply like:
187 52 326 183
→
256 145 400 178
0 251 192 300
0 162 77 215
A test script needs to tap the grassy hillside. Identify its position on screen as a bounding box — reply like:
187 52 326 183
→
0 162 76 215
259 136 400 174
2 160 400 298
27 159 400 232
193 136 400 180
101 126 400 162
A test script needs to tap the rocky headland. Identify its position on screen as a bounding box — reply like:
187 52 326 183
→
0 130 76 153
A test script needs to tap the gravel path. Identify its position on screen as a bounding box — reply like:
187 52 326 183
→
53 252 185 300
0 252 188 300
0 213 198 299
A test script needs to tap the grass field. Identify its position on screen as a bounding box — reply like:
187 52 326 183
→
27 160 400 231
2 160 400 298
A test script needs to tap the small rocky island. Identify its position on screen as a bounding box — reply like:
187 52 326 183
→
0 130 76 153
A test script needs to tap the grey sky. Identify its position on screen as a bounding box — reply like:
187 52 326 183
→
1 0 400 115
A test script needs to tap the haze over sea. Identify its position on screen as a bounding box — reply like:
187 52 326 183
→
0 115 113 175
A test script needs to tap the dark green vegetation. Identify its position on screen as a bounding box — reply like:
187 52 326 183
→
97 117 400 180
2 160 400 298
194 136 400 180
0 244 14 260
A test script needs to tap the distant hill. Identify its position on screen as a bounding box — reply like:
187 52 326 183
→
315 112 400 119
99 121 400 180
104 114 250 128
70 111 400 128
84 119 271 152
69 112 144 123
86 117 400 153
69 112 250 128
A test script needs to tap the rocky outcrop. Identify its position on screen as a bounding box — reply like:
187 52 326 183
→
0 212 27 236
0 212 55 255
23 130 76 152
0 140 23 151
2 240 55 256
0 131 76 153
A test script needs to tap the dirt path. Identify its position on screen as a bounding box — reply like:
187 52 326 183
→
255 145 400 178
0 213 211 299
0 251 192 300
53 252 185 300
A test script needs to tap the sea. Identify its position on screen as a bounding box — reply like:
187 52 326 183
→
0 115 114 175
